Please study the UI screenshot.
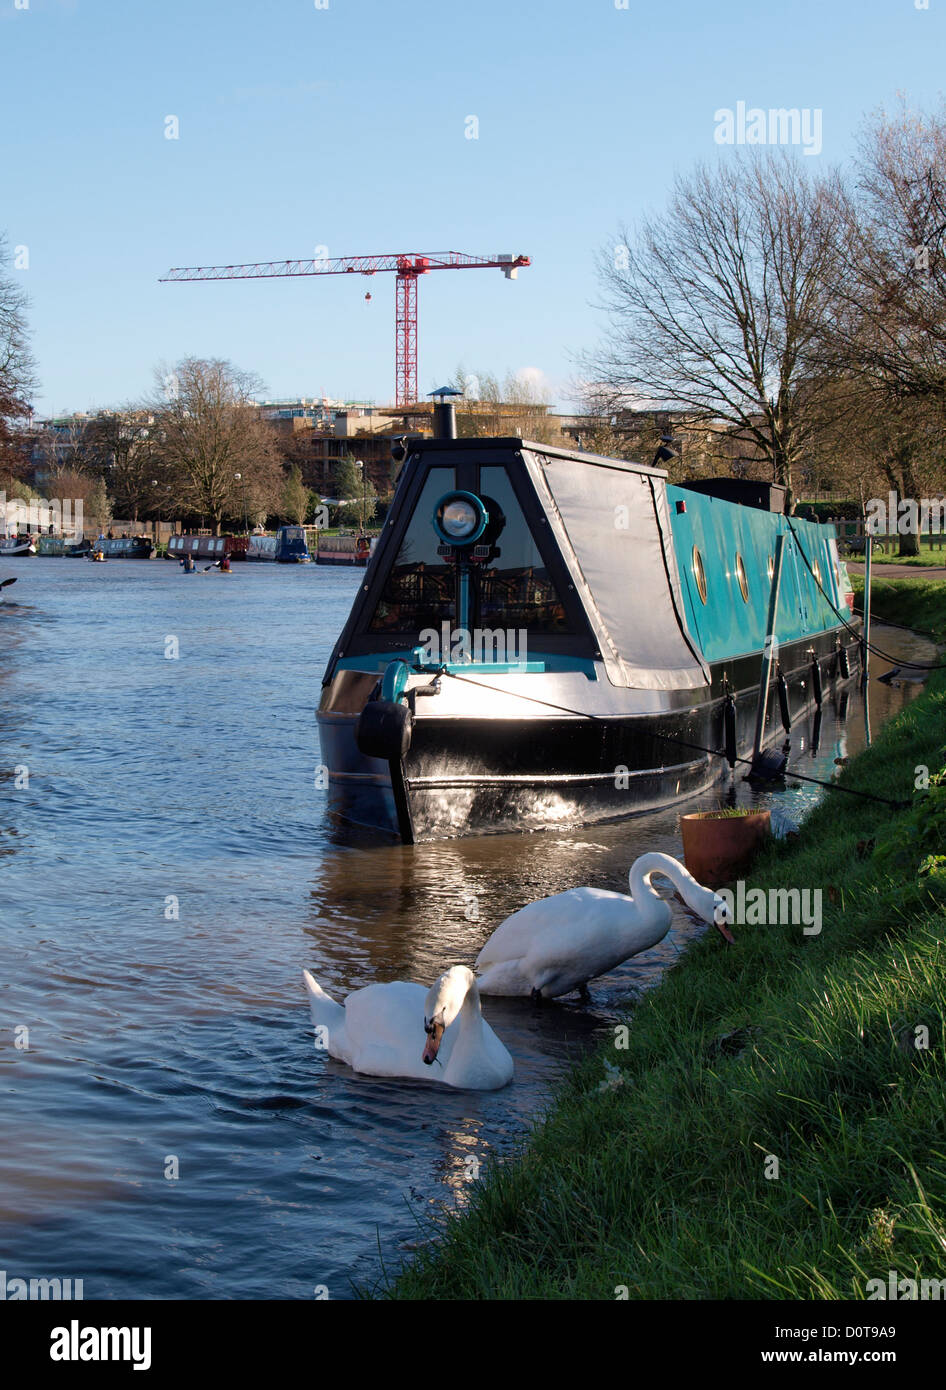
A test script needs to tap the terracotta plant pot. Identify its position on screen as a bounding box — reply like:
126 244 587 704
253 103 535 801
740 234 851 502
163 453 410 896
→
679 809 772 889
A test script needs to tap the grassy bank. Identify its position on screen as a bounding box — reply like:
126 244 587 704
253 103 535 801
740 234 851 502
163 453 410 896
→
385 579 946 1300
871 543 946 567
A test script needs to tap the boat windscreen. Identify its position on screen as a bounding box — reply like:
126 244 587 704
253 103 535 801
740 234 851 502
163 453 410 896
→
366 463 572 637
475 466 571 632
368 468 457 631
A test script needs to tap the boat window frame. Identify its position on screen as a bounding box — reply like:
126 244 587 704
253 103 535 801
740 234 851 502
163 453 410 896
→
735 552 749 603
341 448 598 660
692 545 708 604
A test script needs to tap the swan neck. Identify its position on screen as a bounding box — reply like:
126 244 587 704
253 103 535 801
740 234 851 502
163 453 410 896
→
458 978 482 1025
629 852 714 924
452 980 485 1049
629 853 686 900
624 854 678 948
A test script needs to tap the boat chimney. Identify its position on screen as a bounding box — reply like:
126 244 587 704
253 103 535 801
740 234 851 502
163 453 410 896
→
429 385 462 440
652 434 678 468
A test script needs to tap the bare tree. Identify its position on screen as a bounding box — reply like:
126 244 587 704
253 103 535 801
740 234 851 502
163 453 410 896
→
0 232 37 480
585 153 845 510
811 103 946 551
822 101 946 406
83 409 161 522
450 367 563 445
45 465 112 536
152 358 284 533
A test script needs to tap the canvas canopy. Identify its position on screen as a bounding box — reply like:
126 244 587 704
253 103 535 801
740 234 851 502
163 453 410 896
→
525 449 710 691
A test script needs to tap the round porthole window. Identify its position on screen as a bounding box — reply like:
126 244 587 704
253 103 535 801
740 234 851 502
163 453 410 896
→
692 546 707 604
735 553 749 602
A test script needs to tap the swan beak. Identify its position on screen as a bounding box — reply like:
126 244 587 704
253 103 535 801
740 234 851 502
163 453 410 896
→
423 1018 445 1065
713 896 736 944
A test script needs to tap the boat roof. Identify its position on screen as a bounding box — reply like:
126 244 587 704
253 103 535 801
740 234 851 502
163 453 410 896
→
410 435 668 478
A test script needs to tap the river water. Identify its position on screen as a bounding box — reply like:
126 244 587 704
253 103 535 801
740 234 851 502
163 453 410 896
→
0 558 935 1299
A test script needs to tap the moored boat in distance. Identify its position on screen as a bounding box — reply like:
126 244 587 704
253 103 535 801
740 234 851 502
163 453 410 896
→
275 525 311 563
36 535 93 558
92 535 156 560
246 526 312 562
0 533 36 557
246 533 277 561
317 432 862 843
315 532 371 566
166 534 249 563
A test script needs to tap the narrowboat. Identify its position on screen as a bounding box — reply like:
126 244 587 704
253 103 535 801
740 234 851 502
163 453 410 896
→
276 525 311 563
36 536 92 557
92 535 156 560
317 432 861 843
166 534 249 563
246 533 277 561
246 527 312 562
0 534 36 557
315 533 371 566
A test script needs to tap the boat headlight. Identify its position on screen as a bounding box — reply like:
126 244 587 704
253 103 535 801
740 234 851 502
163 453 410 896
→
432 491 488 545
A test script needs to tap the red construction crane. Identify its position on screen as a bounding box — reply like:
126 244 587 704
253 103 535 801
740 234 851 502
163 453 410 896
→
160 251 531 407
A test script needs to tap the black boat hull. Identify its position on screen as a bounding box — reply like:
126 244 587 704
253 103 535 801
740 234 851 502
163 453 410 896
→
317 628 861 840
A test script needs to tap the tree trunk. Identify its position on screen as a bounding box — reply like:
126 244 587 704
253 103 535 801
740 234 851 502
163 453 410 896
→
895 459 921 557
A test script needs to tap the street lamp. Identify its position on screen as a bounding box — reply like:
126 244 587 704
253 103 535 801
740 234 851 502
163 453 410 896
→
356 459 366 533
151 481 172 543
234 472 249 533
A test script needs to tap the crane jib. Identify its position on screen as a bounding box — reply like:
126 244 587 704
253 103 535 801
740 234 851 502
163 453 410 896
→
159 253 531 407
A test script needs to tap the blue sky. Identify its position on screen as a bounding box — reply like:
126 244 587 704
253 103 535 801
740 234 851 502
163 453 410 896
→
3 0 945 415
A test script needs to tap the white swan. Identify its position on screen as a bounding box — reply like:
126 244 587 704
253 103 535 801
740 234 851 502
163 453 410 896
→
302 964 513 1090
475 852 729 1001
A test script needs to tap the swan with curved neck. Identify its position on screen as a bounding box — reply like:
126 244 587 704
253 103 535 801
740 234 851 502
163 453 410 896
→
475 852 728 1001
302 964 513 1090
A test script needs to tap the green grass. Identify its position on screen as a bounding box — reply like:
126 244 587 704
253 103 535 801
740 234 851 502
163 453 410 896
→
382 579 946 1301
867 543 946 567
855 575 946 644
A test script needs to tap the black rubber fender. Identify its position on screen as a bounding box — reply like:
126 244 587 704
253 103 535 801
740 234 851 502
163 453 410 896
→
723 693 737 768
776 665 791 733
355 698 413 762
810 655 823 708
